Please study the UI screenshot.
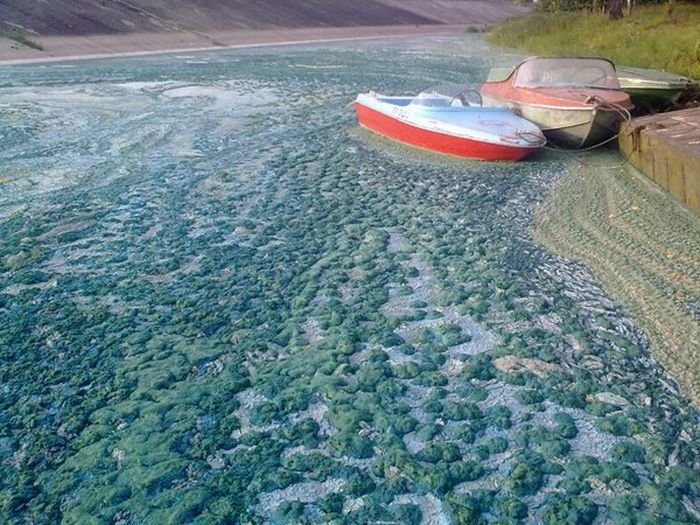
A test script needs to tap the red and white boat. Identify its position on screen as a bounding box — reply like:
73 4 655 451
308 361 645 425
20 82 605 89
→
480 57 633 149
354 88 545 161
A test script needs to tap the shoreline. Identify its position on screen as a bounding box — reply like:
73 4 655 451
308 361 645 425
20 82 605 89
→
0 24 470 65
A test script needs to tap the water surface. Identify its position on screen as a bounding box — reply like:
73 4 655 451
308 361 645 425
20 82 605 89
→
1 35 698 524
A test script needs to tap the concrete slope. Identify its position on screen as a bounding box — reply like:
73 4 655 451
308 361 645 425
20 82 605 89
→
0 0 438 36
0 0 530 37
376 0 531 24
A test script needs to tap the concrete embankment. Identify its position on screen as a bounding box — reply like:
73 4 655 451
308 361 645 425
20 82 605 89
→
0 0 529 62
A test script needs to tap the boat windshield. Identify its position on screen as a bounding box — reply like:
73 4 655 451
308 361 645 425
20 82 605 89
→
410 85 482 107
513 58 621 89
410 91 454 107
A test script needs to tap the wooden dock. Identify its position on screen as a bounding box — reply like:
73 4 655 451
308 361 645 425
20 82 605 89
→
618 107 700 213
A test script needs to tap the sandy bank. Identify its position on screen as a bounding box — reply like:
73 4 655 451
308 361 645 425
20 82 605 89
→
0 24 471 65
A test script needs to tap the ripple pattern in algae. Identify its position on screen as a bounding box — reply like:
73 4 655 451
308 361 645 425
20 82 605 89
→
533 155 700 406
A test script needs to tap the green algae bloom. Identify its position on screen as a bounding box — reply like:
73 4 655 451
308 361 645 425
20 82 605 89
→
0 35 698 524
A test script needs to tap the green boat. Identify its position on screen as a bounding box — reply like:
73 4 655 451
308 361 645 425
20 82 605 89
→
616 66 698 108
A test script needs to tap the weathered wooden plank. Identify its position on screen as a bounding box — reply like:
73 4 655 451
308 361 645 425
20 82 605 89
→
619 107 700 214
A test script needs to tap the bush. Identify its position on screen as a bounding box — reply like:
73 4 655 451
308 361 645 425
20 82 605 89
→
438 324 472 346
540 437 571 459
564 456 601 481
516 389 544 405
477 436 508 457
611 441 646 463
641 482 695 522
585 400 617 417
284 452 337 481
534 0 592 13
556 477 591 496
250 401 281 426
3 30 44 50
451 421 486 444
343 468 376 496
422 399 443 416
552 413 578 439
399 310 427 322
382 333 404 347
461 354 495 381
392 414 419 436
485 405 512 429
415 442 461 463
449 460 484 483
443 401 483 421
391 503 422 525
663 466 700 498
394 361 420 379
319 492 344 514
542 494 598 525
447 490 494 524
447 496 488 525
328 431 374 459
438 287 470 306
271 501 306 525
598 463 640 487
280 418 320 448
357 362 392 392
343 501 393 523
504 461 544 497
421 464 453 495
551 384 588 409
416 423 442 442
609 494 643 515
598 414 643 437
499 498 528 519
417 371 449 387
455 382 489 402
515 423 549 448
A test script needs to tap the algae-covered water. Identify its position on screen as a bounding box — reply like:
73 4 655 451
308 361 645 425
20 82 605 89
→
1 36 698 524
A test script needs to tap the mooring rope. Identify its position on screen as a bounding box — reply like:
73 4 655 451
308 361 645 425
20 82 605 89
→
538 95 633 160
536 96 636 170
515 129 548 146
576 95 633 152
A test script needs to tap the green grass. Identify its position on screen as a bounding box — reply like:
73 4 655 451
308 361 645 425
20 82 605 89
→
488 2 700 79
3 29 43 51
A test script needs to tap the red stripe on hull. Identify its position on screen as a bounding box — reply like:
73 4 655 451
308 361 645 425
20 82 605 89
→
355 102 534 161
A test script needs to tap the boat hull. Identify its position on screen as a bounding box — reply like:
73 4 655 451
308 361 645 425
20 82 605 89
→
355 100 539 161
617 65 698 108
480 57 633 149
621 87 688 108
481 94 625 149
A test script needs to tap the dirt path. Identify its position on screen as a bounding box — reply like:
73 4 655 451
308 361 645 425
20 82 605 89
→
533 156 700 406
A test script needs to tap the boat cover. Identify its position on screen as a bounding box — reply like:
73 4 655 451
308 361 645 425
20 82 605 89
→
512 57 621 89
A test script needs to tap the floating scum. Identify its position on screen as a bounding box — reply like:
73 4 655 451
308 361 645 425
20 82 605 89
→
0 36 698 524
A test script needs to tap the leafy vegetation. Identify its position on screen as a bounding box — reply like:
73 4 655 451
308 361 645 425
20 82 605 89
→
2 30 43 51
489 2 700 78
